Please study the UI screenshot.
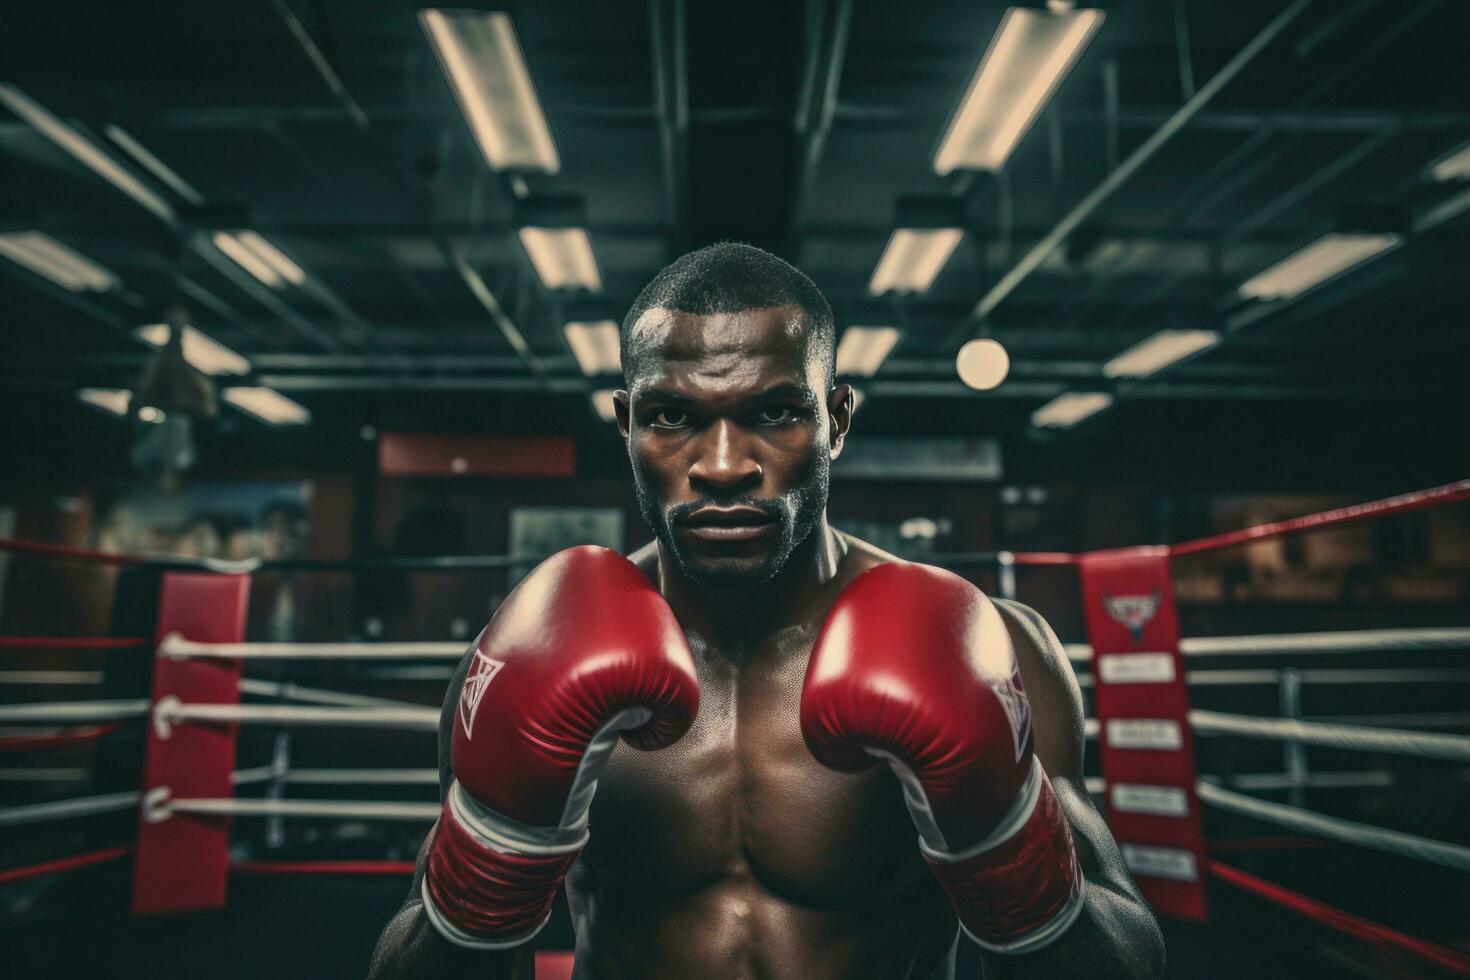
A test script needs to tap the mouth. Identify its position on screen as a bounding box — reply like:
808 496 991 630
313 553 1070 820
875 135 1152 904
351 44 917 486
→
677 506 778 543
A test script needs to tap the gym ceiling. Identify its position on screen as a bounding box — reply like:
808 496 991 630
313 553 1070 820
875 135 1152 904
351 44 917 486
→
1 1 1467 487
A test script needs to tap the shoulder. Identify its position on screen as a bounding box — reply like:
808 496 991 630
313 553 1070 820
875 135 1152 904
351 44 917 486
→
991 598 1086 780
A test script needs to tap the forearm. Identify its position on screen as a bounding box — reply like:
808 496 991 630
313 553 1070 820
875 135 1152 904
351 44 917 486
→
368 896 534 980
982 878 1164 979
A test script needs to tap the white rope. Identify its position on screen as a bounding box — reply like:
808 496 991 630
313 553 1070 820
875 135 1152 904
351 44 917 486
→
0 671 105 685
152 699 438 737
1085 770 1398 795
232 767 440 787
0 767 90 782
1182 628 1470 657
1196 781 1470 873
1066 627 1470 663
161 633 463 660
239 678 433 710
1188 709 1470 762
0 699 148 724
160 796 439 822
0 790 139 827
1200 770 1396 791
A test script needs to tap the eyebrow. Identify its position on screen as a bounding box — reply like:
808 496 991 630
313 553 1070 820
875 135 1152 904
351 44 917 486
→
634 383 819 409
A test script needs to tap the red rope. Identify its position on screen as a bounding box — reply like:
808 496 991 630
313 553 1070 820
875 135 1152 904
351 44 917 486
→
0 846 132 886
231 859 416 876
0 636 149 650
1209 859 1470 976
0 538 147 566
0 724 123 752
1010 552 1079 566
1172 480 1470 557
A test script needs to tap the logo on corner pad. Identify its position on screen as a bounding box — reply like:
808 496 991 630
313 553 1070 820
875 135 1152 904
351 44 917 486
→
1104 592 1160 643
994 667 1031 763
459 649 505 739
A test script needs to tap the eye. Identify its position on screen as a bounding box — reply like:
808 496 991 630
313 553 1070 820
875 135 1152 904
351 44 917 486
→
757 405 800 425
652 408 689 428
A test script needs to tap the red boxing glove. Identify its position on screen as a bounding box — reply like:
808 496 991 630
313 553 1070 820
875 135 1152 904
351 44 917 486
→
801 563 1084 954
423 547 699 949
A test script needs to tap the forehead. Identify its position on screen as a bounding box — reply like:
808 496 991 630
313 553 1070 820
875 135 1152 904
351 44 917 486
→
626 305 817 392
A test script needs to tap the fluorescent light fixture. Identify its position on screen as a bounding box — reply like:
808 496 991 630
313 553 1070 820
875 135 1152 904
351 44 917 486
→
1103 329 1220 379
135 323 251 376
223 387 310 425
564 320 621 375
420 9 560 174
1031 391 1113 428
77 388 131 416
518 227 602 291
0 84 175 224
956 338 1011 390
103 125 205 206
868 228 963 295
1238 232 1402 302
835 326 901 376
934 6 1104 174
212 231 305 288
0 231 117 292
1429 141 1470 183
591 389 618 423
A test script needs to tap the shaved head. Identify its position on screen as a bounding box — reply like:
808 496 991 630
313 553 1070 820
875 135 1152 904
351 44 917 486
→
621 242 836 388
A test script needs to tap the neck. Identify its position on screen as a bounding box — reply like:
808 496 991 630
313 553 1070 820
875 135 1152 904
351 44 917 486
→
656 514 845 645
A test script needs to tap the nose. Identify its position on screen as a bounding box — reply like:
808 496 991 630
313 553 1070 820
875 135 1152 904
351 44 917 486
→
688 419 762 494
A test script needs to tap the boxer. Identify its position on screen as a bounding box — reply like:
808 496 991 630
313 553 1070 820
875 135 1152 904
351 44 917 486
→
370 244 1164 978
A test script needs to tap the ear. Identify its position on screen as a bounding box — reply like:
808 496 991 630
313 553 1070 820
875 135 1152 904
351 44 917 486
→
827 384 853 459
613 390 632 439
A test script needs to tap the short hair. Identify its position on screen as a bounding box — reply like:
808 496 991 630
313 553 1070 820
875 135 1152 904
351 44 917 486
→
621 242 836 387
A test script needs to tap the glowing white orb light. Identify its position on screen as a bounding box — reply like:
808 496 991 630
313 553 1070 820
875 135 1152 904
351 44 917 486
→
956 338 1010 391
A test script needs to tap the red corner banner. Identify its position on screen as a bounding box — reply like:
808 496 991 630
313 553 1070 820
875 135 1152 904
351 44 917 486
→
1077 547 1208 922
132 572 250 916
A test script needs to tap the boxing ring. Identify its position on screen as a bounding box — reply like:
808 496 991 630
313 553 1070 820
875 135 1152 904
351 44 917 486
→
2 480 1468 977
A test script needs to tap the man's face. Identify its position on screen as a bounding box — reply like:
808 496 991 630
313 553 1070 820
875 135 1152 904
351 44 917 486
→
616 306 850 588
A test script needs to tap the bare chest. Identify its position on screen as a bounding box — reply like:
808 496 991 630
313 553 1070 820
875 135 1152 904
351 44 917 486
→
584 634 925 906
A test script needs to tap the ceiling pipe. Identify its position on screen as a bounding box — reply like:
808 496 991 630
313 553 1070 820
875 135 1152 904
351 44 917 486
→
962 0 1314 331
791 0 854 227
649 0 689 251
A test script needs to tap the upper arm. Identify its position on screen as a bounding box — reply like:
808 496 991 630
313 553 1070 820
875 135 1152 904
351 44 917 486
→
993 598 1085 783
992 598 1147 905
438 640 478 798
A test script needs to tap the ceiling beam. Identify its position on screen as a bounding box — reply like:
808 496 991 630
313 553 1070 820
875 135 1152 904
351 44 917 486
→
964 0 1314 329
649 0 689 251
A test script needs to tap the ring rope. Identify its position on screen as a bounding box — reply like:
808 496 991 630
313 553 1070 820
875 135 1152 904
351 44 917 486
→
0 846 134 887
0 636 150 650
161 633 462 660
159 796 439 822
0 671 106 685
239 678 432 711
232 767 440 786
0 790 140 828
1195 782 1470 873
1208 859 1470 976
1065 626 1470 663
1188 709 1470 762
153 701 438 735
0 724 123 752
0 700 149 724
0 767 91 781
